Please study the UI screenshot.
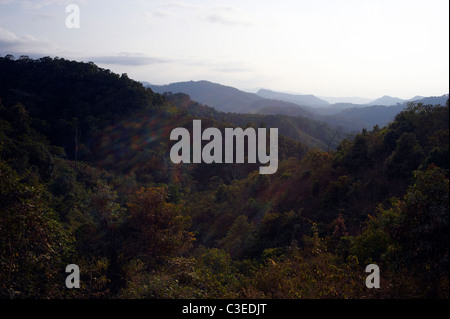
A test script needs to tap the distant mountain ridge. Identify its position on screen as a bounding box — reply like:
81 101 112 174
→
319 96 373 104
255 88 330 107
367 94 449 106
367 95 406 106
411 94 449 106
144 80 448 132
147 80 264 113
147 81 314 117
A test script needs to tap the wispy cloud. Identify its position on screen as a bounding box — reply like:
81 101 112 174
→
138 1 253 27
0 0 86 9
33 12 61 20
151 9 170 18
0 26 62 55
86 53 169 66
200 5 253 26
138 0 202 15
0 28 169 67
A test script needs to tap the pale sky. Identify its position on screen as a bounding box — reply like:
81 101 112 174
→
0 0 448 99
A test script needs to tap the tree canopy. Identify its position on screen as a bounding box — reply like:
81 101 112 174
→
0 56 448 299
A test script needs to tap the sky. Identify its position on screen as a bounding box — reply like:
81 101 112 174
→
0 0 448 100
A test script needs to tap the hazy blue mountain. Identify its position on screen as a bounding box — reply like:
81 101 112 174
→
259 95 448 131
319 96 373 104
317 95 448 131
409 95 426 101
256 88 330 107
144 80 448 132
366 94 448 106
367 95 406 106
257 103 405 131
147 80 264 113
146 80 315 116
413 94 449 106
322 104 407 131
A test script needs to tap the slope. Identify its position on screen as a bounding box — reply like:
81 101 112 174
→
256 88 330 107
148 80 264 113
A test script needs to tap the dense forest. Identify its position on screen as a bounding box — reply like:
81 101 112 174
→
0 55 448 299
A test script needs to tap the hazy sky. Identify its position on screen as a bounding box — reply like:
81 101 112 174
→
0 0 448 99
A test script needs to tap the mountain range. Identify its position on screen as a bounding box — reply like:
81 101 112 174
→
146 80 317 115
144 80 448 132
255 89 330 107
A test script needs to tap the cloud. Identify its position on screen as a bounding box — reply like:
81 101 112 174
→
138 0 203 15
0 0 86 9
0 27 18 42
0 29 167 68
138 1 202 23
0 26 62 55
139 1 252 27
199 5 253 26
33 12 61 20
162 1 204 11
151 9 170 18
86 53 169 66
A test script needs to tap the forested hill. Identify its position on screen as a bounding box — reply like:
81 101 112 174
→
148 80 265 113
0 55 166 158
0 55 448 299
163 92 341 150
0 56 337 157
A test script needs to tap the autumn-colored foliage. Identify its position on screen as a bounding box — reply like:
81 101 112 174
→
0 56 448 298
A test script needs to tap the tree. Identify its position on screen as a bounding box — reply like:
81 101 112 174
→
385 167 449 297
358 167 449 297
0 162 74 298
385 132 424 177
218 215 255 259
124 186 195 265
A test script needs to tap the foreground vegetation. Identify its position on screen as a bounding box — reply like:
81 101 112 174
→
0 56 448 298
